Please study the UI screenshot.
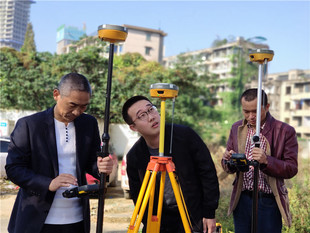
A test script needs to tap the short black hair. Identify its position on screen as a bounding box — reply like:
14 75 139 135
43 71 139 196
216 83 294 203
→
122 95 152 125
57 73 92 96
240 88 268 107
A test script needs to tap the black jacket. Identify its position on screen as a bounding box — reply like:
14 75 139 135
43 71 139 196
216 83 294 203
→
5 107 101 233
126 124 219 232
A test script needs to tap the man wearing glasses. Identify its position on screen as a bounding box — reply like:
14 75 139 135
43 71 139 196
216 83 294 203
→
122 95 220 233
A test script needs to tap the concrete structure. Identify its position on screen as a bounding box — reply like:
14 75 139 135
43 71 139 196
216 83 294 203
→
163 37 269 106
121 24 167 63
259 69 310 139
97 123 139 157
163 37 268 80
56 24 86 54
0 109 139 157
0 0 34 51
0 109 36 136
57 24 167 63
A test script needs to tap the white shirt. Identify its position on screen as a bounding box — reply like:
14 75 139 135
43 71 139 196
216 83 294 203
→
45 119 83 224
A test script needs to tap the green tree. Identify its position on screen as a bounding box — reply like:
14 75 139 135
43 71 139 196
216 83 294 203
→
0 47 56 110
0 47 24 108
21 23 36 54
1 43 221 141
228 46 257 109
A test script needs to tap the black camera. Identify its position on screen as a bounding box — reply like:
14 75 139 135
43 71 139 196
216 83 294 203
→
225 153 258 172
62 184 100 198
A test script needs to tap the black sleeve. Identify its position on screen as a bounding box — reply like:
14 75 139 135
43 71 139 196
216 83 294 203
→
187 126 220 218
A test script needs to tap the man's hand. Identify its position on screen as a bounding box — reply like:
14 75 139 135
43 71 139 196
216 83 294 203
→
223 149 236 161
203 218 216 233
252 147 268 165
97 156 114 174
49 173 78 191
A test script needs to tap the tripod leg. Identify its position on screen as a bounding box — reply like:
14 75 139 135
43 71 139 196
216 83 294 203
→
128 170 158 233
146 180 156 233
157 171 166 229
178 182 192 229
168 171 192 233
147 170 166 233
129 170 151 231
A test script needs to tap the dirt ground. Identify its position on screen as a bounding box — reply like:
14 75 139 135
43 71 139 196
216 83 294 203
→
0 177 140 233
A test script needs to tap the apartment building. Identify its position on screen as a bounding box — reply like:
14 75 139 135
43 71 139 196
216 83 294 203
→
121 24 167 63
57 24 167 63
0 0 34 51
163 37 268 80
56 24 86 54
163 37 269 106
260 69 310 139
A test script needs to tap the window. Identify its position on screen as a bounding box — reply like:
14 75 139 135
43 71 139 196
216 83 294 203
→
145 47 152 56
146 33 151 41
0 140 9 153
293 116 302 126
295 83 303 93
304 116 310 127
305 100 310 110
295 100 302 110
285 102 290 110
286 86 291 94
305 83 310 93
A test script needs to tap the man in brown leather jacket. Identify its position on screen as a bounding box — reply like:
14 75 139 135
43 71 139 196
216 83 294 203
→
221 88 298 233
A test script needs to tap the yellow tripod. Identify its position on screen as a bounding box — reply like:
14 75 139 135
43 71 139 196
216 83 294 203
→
127 83 192 233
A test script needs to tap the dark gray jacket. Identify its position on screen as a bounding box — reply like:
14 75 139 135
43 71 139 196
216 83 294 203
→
127 124 219 232
6 107 101 233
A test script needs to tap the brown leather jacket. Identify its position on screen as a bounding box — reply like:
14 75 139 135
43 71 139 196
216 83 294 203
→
221 112 298 226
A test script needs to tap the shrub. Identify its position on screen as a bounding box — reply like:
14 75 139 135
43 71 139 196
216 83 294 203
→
283 158 310 233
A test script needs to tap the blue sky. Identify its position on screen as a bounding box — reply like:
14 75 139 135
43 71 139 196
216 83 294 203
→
30 1 310 74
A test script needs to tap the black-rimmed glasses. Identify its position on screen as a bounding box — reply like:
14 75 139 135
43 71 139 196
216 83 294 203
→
132 106 157 123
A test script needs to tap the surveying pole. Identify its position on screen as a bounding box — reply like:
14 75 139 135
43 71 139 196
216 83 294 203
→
97 24 128 233
127 83 193 233
248 48 274 233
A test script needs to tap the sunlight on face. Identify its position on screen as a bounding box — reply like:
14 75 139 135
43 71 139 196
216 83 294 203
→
241 98 269 127
53 89 90 124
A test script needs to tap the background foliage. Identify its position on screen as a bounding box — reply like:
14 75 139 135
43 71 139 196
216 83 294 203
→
0 43 224 143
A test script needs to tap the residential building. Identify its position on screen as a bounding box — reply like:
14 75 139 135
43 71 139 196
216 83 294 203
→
121 24 167 63
56 24 86 54
0 0 34 51
57 24 167 63
163 37 268 79
260 69 310 139
163 37 269 105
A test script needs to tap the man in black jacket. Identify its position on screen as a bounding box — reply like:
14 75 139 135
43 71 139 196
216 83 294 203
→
122 95 219 233
6 73 114 233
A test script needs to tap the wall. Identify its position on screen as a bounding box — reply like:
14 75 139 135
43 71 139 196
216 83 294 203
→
97 121 139 158
0 109 37 136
